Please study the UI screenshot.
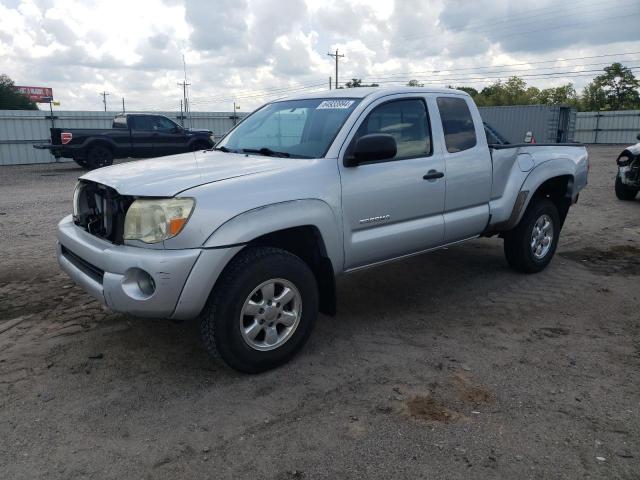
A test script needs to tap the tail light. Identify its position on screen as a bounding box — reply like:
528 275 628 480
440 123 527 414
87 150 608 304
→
61 132 72 144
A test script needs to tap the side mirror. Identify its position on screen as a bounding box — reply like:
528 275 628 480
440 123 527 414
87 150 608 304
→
345 134 397 167
171 126 182 134
636 133 640 141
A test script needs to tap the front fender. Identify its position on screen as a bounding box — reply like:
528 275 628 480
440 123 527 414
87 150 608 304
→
203 199 344 274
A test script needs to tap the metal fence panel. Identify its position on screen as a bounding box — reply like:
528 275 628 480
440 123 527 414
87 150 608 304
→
0 110 246 166
574 110 640 144
478 105 572 144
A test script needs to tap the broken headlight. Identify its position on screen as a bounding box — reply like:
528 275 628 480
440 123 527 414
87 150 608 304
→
123 198 194 244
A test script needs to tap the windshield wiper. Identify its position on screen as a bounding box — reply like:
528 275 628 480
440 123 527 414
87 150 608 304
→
213 146 234 153
241 147 291 158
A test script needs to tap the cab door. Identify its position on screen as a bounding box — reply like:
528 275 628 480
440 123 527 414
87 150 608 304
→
435 96 492 243
149 115 189 156
128 115 156 158
339 95 446 270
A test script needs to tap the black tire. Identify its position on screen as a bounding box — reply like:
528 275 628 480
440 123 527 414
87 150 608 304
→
200 247 319 373
504 197 560 274
73 157 89 168
86 145 113 170
615 174 638 201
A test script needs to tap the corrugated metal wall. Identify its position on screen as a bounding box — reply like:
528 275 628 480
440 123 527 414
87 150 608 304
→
0 110 246 166
574 110 640 144
478 105 575 144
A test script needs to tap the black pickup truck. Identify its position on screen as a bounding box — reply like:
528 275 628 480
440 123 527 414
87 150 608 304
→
35 113 215 169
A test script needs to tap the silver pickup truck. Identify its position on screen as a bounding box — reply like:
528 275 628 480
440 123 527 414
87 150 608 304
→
57 87 588 372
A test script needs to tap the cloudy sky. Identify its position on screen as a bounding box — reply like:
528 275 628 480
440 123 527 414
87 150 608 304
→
1 0 639 112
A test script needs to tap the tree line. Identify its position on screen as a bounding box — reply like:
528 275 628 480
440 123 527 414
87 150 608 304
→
354 62 640 111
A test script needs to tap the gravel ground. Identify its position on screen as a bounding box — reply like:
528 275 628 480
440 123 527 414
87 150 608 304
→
0 146 639 479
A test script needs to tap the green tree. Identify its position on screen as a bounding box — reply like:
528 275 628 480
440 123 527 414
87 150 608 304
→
536 83 578 106
0 74 38 110
454 86 479 97
407 79 424 87
580 81 607 111
344 78 379 88
592 62 640 110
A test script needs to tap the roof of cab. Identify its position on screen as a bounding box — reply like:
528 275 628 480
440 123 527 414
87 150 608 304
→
282 86 469 102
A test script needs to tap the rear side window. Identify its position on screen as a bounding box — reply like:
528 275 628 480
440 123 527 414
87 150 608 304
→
353 98 432 160
112 116 127 128
129 116 155 130
437 97 477 153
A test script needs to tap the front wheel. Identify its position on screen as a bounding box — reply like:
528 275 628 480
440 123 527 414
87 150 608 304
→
615 174 638 201
200 247 319 373
504 198 560 273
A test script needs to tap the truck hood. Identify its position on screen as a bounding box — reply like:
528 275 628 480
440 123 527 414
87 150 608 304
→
80 150 298 196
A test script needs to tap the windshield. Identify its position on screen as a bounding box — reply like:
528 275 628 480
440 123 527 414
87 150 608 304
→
217 98 361 158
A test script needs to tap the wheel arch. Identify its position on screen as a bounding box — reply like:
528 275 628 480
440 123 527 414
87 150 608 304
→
202 200 343 316
82 137 117 154
513 159 577 229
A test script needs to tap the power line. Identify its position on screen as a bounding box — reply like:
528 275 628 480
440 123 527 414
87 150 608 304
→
363 66 640 86
362 52 640 81
365 58 640 83
189 81 328 106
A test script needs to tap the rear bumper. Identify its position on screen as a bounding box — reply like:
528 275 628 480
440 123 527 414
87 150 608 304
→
57 215 242 319
33 143 64 157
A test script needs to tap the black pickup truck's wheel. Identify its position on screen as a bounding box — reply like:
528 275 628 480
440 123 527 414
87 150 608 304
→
504 197 560 273
200 247 318 373
615 174 638 201
72 157 88 168
86 145 113 169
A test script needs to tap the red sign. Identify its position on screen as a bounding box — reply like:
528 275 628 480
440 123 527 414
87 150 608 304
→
14 86 54 103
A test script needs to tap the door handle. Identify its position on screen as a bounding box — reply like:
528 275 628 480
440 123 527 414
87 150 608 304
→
423 170 444 180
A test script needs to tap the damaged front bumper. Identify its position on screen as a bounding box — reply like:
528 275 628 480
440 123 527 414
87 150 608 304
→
57 215 200 318
56 215 242 320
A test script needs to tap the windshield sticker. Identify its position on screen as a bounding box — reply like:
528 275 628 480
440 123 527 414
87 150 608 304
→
317 100 355 110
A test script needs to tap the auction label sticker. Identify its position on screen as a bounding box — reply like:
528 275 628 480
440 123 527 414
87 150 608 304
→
317 100 355 109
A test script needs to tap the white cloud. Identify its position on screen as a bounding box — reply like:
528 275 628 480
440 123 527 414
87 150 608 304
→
0 0 638 111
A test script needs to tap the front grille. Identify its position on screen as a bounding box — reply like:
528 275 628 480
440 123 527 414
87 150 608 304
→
61 245 104 284
73 180 133 244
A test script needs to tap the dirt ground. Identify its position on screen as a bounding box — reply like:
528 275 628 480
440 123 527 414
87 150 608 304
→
0 145 638 479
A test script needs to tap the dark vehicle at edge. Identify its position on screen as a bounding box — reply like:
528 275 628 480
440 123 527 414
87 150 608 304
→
615 134 640 201
35 113 215 170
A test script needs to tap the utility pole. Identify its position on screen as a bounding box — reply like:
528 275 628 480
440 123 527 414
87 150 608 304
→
177 80 191 126
122 97 125 113
233 101 240 125
179 99 184 126
100 91 110 111
329 76 332 90
327 49 344 89
178 54 192 129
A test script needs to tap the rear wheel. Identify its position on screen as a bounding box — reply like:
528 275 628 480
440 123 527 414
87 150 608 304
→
86 145 113 169
73 157 88 169
504 198 560 273
615 174 638 201
199 247 318 373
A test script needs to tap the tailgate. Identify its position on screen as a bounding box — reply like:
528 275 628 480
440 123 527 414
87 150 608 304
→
51 128 62 145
